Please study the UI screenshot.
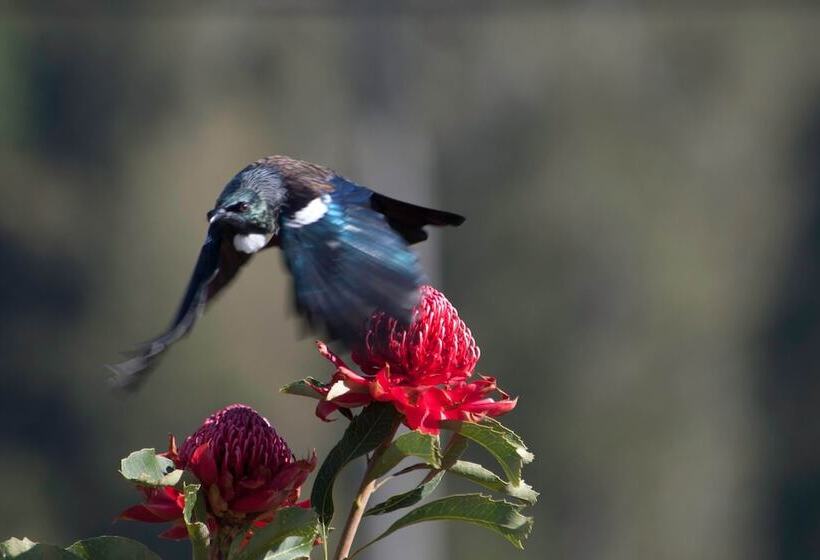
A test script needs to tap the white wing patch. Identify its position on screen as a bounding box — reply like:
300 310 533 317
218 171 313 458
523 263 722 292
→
286 195 330 228
233 232 273 254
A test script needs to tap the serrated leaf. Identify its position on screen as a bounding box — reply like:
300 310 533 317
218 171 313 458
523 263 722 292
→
183 483 209 560
231 507 318 560
449 461 538 504
67 537 160 560
481 418 534 463
365 471 445 516
4 544 79 559
310 402 399 528
119 449 182 487
280 379 324 400
1 538 36 558
369 432 441 480
440 420 532 485
352 494 533 556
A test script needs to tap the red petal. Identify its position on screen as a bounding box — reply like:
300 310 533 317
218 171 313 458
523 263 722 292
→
400 389 447 435
159 523 190 540
269 456 314 491
119 487 185 523
230 489 278 513
118 504 166 523
316 400 340 421
369 368 394 401
317 340 345 368
469 396 518 417
189 443 218 485
318 343 370 384
160 434 182 467
143 501 185 521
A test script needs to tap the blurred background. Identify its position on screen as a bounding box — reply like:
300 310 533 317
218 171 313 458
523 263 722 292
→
3 3 820 559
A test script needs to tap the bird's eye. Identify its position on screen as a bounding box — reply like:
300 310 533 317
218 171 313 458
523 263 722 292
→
232 202 250 213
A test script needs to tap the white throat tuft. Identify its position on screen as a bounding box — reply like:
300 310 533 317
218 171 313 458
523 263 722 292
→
233 232 273 254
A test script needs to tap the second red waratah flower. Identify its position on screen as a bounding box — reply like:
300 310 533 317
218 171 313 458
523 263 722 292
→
120 404 315 539
305 285 517 434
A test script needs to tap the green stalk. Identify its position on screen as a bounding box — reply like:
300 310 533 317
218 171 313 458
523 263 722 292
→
333 418 401 560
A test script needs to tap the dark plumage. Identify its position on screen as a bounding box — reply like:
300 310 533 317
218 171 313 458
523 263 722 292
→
108 155 464 389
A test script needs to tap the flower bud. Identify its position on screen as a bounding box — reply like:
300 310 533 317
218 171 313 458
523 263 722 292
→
179 404 315 524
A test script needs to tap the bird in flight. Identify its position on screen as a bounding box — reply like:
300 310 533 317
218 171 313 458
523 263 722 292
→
109 155 464 389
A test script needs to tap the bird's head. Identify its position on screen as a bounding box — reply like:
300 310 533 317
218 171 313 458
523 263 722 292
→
207 164 286 234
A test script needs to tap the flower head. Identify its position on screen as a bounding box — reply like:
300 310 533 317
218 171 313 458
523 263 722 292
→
179 404 316 524
306 285 516 434
352 285 480 384
120 404 315 538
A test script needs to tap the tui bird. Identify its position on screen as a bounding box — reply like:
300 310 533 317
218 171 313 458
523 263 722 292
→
109 155 464 389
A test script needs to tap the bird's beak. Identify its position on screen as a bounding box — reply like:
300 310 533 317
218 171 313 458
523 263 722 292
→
208 208 227 224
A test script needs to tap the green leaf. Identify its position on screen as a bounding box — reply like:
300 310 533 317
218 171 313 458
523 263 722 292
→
67 537 161 560
261 536 314 560
1 538 36 558
440 434 469 469
481 418 534 462
440 420 533 485
119 449 182 487
3 544 79 559
183 483 210 560
352 494 533 557
280 378 324 400
365 471 445 516
1 538 161 560
231 507 318 560
369 431 441 480
310 402 399 527
449 461 539 504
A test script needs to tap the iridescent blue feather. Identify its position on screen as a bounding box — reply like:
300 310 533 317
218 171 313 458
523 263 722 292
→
279 177 425 344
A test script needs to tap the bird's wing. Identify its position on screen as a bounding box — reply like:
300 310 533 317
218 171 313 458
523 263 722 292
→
279 178 425 346
369 192 465 244
108 224 251 389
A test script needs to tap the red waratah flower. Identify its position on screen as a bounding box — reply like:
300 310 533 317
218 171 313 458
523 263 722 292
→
120 404 315 538
308 285 516 434
179 404 316 525
352 285 480 383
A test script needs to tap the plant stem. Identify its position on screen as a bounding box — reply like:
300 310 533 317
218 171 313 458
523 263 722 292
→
333 476 377 560
207 530 228 560
333 419 401 560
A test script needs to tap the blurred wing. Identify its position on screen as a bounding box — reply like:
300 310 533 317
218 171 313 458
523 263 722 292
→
370 192 465 244
279 181 425 346
108 224 251 390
